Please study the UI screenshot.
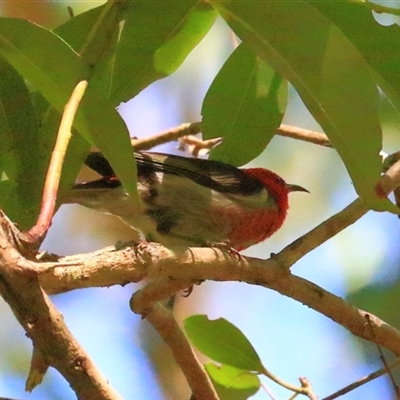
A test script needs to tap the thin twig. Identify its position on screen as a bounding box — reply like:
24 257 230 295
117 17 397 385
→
178 135 222 157
132 122 202 151
299 377 318 400
131 122 331 152
275 198 367 269
276 156 400 269
365 314 400 396
260 381 277 400
277 124 331 147
322 358 400 400
0 397 23 400
260 366 309 396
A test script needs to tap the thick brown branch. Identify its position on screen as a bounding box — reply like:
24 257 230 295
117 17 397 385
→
35 244 400 358
37 245 147 294
0 212 121 400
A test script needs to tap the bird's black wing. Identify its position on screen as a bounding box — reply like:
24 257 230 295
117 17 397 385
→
84 151 264 196
136 153 265 195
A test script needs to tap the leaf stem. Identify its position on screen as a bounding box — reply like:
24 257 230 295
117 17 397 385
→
26 80 88 245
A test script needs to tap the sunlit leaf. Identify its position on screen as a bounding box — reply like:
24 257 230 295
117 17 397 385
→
110 0 217 105
206 363 260 400
184 315 264 372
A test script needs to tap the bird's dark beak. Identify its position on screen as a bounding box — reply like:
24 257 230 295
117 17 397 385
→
286 183 309 193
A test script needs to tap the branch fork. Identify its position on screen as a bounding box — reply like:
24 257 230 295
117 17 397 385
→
3 118 400 398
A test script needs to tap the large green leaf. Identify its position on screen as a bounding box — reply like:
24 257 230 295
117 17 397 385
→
0 18 82 116
309 2 400 117
54 5 106 52
0 57 41 228
0 17 140 208
184 315 264 372
55 6 139 203
211 0 394 212
110 0 217 105
202 43 287 166
0 19 82 217
54 4 118 96
81 85 138 201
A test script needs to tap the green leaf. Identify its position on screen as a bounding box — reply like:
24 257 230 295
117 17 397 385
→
211 0 394 212
0 18 140 208
310 2 400 121
110 0 217 105
55 5 139 202
0 180 36 229
0 18 82 116
184 315 264 372
0 18 91 147
0 16 89 225
206 363 260 400
202 43 287 166
54 4 118 96
0 57 41 228
81 86 139 204
54 5 106 52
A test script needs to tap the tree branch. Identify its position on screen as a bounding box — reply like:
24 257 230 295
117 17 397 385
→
322 358 400 400
131 280 219 400
30 154 400 375
132 122 202 151
33 244 400 359
0 212 121 400
276 124 331 147
130 122 331 152
5 116 400 397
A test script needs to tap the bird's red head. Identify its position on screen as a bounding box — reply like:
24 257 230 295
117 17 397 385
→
244 168 292 211
227 167 308 250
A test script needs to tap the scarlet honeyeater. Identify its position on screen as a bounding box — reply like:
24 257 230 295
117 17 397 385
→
65 152 308 250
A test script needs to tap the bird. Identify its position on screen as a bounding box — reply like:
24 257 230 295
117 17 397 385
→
64 151 308 251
